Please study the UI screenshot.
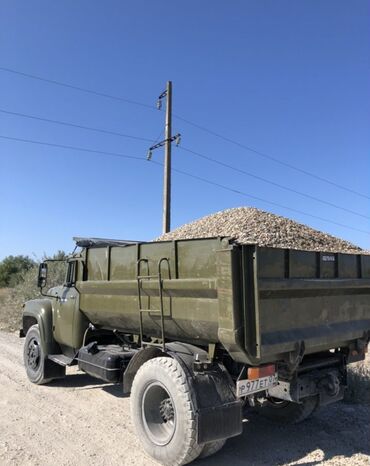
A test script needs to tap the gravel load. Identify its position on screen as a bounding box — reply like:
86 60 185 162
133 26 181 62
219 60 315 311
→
155 206 365 254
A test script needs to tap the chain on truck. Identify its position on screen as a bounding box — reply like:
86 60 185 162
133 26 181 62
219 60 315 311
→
20 236 370 465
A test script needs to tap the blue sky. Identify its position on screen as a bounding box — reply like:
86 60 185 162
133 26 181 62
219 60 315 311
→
0 0 369 260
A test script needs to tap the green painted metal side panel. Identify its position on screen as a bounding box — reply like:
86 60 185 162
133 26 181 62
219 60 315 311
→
73 239 370 365
77 238 222 347
110 246 137 280
87 247 108 281
252 247 370 362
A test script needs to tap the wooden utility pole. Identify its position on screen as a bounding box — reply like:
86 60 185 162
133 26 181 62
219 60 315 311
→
163 80 172 234
147 81 180 235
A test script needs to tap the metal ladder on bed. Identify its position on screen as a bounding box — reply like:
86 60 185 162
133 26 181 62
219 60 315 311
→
136 257 171 352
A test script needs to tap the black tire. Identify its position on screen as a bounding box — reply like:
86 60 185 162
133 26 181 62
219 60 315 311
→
257 396 318 424
198 439 227 459
23 324 52 385
130 357 203 466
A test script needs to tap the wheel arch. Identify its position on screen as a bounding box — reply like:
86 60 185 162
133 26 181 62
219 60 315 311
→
123 342 209 395
22 298 60 355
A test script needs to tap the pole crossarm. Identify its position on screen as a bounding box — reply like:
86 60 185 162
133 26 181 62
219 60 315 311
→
147 133 181 154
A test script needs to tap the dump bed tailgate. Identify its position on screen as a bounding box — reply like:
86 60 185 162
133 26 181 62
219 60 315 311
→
242 246 370 360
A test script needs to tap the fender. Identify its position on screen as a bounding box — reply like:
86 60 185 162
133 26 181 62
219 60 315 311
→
123 345 163 394
21 298 61 355
122 342 206 394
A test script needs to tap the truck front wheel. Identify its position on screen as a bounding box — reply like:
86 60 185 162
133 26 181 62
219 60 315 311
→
257 396 318 424
130 357 203 466
23 324 52 385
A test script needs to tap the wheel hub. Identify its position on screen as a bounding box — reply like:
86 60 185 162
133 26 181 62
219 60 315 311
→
159 398 174 422
142 382 176 446
27 338 40 370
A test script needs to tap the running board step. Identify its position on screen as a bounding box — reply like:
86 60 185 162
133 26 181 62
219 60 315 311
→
48 354 74 366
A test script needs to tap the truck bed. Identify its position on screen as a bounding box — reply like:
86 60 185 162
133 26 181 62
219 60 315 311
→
76 238 370 365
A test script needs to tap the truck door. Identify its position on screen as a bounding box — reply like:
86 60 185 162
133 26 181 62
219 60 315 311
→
53 261 79 355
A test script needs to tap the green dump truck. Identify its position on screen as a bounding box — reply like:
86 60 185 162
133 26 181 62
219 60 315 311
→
20 237 370 465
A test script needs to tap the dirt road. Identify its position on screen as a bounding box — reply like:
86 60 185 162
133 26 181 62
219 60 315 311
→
0 331 369 466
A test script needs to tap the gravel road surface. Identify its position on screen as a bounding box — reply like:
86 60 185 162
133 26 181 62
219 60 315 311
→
1 331 369 466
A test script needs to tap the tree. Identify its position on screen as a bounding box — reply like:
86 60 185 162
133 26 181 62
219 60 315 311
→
0 255 36 287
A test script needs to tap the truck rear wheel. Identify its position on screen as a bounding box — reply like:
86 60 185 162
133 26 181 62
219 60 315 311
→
130 356 203 466
23 324 52 385
257 396 318 424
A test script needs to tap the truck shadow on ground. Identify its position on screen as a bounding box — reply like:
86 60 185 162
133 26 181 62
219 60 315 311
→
50 371 127 398
50 373 369 465
196 404 370 466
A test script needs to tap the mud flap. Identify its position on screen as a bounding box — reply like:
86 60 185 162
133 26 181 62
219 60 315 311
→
197 400 243 443
44 359 66 379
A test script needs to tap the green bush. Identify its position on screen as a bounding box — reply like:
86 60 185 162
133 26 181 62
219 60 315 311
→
0 255 35 287
0 252 68 332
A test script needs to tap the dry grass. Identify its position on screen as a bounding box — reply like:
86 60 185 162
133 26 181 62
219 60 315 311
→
0 287 22 332
0 262 66 333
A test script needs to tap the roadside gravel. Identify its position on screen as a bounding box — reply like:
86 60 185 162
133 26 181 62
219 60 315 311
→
0 331 369 466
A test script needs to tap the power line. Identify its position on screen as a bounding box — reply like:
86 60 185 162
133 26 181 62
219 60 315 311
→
158 161 370 236
0 108 154 143
1 65 368 200
0 135 143 161
2 105 368 222
174 114 370 201
0 66 156 110
1 133 368 236
179 146 370 220
2 106 367 220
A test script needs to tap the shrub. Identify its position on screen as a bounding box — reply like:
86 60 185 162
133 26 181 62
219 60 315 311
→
0 255 35 287
0 253 67 332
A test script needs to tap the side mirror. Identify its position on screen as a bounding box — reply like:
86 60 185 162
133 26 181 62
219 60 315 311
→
37 262 48 289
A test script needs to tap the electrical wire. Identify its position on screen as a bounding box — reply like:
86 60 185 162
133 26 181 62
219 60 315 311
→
155 160 370 236
0 135 143 161
173 114 370 201
0 66 156 110
0 108 154 143
1 65 368 200
1 106 367 220
179 146 370 220
1 133 368 236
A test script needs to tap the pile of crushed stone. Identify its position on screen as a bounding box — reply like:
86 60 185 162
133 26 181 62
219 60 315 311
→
155 207 365 254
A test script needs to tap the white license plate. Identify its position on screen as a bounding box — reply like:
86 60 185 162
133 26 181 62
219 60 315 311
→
236 374 278 397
